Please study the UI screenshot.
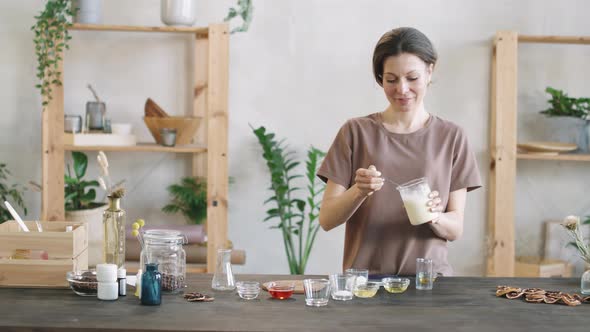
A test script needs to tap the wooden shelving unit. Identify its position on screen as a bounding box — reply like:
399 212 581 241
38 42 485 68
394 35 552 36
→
63 143 207 153
41 23 229 273
487 31 590 276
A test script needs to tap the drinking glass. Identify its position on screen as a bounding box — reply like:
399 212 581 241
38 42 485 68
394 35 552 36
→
329 273 354 301
345 268 369 290
396 177 439 225
303 279 330 307
416 258 434 290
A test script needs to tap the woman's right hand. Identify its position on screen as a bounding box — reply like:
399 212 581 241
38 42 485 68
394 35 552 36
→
354 165 384 197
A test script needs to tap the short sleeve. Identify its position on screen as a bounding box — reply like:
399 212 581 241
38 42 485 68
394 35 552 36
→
317 121 354 188
450 127 482 192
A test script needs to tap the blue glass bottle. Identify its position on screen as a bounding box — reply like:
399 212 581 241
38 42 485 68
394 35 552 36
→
141 263 162 305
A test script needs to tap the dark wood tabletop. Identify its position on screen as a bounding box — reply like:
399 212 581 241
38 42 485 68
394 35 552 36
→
0 274 587 332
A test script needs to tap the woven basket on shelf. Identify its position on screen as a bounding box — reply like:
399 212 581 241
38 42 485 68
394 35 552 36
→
143 116 201 145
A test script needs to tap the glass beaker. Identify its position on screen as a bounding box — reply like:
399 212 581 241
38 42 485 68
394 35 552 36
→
211 249 235 291
396 177 439 225
140 229 187 293
416 258 434 290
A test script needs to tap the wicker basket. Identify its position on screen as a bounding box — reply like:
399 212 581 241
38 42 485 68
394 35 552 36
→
144 116 201 145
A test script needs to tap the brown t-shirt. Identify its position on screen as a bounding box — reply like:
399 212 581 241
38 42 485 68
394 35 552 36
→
317 113 481 276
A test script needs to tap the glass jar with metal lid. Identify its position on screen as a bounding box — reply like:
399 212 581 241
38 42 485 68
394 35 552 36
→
140 229 187 293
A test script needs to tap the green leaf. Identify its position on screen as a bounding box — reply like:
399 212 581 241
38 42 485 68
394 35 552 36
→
71 151 87 179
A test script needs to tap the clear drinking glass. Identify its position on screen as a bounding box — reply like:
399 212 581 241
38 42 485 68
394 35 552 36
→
303 278 330 307
416 258 434 290
396 177 439 225
211 249 235 291
329 273 354 301
345 268 369 290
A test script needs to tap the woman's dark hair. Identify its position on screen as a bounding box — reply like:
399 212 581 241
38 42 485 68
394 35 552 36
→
372 27 438 86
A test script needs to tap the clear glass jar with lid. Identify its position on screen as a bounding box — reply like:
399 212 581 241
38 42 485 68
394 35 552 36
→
140 229 187 293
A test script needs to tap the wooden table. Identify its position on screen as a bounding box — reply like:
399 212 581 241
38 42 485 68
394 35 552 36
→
0 274 587 331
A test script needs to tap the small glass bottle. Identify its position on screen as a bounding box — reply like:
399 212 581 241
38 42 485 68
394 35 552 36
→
211 248 235 291
141 263 162 305
581 269 590 295
103 195 126 268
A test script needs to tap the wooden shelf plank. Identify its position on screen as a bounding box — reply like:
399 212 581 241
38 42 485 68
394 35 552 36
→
518 35 590 45
64 143 206 153
517 153 590 161
69 23 208 35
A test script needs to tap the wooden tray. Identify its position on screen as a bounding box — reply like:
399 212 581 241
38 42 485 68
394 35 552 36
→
261 280 304 294
517 141 577 155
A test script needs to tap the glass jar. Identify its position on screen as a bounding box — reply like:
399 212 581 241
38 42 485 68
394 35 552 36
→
581 269 590 295
103 195 125 268
140 229 186 293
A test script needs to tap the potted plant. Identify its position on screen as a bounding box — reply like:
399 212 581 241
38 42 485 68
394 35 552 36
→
64 151 108 266
32 0 76 107
252 125 326 274
540 87 590 152
162 176 207 225
0 164 27 224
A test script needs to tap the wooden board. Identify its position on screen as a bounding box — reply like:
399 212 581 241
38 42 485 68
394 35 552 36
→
261 280 304 294
517 141 577 155
206 23 230 273
1 275 590 332
487 31 518 276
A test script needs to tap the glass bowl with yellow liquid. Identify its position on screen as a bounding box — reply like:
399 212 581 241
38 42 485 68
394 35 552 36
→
382 277 410 294
352 281 380 298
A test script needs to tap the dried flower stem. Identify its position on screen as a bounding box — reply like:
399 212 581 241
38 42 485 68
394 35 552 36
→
562 215 590 264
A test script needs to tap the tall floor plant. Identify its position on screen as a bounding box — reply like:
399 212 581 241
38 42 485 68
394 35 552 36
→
252 126 326 274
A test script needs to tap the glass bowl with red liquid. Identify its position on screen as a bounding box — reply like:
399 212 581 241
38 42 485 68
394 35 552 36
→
267 281 295 300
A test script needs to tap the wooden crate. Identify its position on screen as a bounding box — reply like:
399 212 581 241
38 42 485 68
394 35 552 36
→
0 220 87 288
515 256 574 278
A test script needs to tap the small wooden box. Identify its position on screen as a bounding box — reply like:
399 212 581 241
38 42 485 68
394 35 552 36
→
515 256 574 278
0 221 88 288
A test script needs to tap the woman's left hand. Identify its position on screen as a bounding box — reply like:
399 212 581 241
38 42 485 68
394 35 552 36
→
427 190 443 224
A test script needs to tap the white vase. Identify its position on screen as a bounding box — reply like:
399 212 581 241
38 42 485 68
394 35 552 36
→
73 0 103 24
160 0 196 26
66 203 108 267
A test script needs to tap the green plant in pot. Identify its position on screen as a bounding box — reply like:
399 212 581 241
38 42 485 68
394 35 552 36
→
252 125 326 274
0 164 27 224
162 176 208 225
32 0 75 107
64 151 107 267
540 87 590 152
65 151 102 211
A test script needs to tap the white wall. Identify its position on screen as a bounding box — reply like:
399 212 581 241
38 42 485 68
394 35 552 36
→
2 0 590 276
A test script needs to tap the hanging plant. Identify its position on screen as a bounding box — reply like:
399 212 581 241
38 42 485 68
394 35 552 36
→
224 0 254 34
32 0 75 106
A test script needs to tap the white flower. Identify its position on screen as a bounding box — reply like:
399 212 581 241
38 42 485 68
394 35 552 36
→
563 215 580 231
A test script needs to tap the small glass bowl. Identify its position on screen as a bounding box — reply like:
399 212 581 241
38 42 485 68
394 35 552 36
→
267 281 295 300
66 270 97 296
352 281 380 298
382 277 410 293
236 281 260 300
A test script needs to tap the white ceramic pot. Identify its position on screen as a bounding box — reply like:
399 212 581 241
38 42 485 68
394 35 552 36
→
66 203 108 267
161 0 196 26
73 0 102 24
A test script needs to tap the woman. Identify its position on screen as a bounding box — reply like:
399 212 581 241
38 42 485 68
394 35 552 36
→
317 27 481 276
